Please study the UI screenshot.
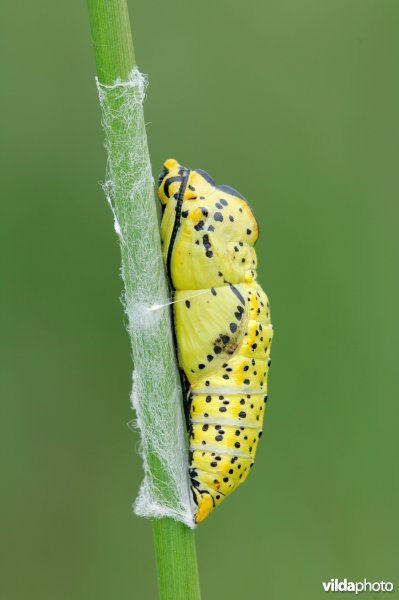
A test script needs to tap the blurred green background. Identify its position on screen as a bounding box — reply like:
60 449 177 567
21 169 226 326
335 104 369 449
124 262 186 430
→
1 1 398 598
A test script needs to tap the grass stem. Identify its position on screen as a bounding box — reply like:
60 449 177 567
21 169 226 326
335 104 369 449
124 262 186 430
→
86 2 201 598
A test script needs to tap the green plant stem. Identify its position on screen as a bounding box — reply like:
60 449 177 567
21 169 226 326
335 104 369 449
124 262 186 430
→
86 2 201 599
87 0 135 84
153 519 201 599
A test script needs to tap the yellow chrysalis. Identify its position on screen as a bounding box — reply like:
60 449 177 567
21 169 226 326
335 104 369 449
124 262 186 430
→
159 159 273 523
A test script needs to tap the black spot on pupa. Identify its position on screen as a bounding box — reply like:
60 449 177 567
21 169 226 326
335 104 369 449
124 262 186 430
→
220 199 228 206
229 215 234 222
198 364 205 369
207 354 213 362
215 202 223 210
202 234 211 251
246 228 252 235
194 220 205 231
182 210 189 218
214 212 223 222
221 334 230 344
185 300 190 308
229 322 237 333
211 288 217 296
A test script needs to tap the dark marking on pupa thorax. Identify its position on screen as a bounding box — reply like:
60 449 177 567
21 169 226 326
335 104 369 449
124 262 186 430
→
230 284 245 306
